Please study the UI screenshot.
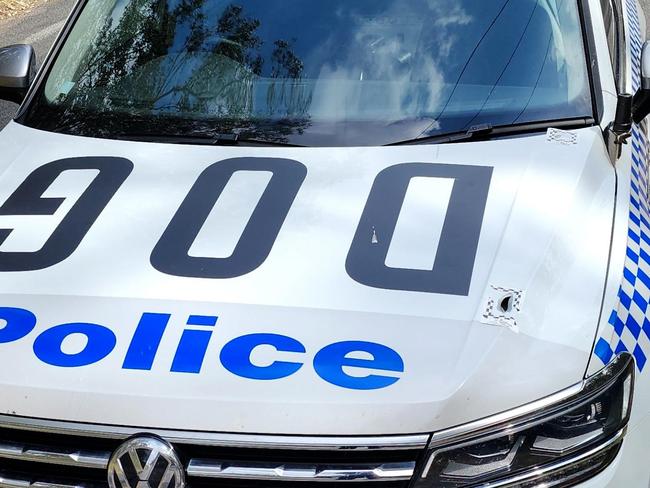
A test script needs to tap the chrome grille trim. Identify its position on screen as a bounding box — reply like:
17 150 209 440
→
0 414 428 451
0 414 424 486
0 439 416 483
0 475 29 488
0 442 109 469
186 460 416 482
0 474 83 488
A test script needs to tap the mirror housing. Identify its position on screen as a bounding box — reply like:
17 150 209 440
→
633 40 650 123
0 44 36 104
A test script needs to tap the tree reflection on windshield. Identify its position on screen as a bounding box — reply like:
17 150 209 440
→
46 0 311 142
22 0 593 146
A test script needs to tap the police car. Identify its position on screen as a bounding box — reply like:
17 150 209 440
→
0 0 648 486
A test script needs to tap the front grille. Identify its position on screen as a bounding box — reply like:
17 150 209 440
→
0 415 428 487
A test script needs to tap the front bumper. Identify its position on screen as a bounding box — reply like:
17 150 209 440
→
0 356 639 487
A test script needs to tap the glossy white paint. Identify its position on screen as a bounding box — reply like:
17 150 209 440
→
0 0 648 485
0 121 615 435
384 176 454 271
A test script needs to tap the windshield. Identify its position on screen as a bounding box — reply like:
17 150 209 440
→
21 0 593 146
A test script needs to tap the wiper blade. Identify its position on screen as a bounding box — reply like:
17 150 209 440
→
212 133 306 147
385 124 497 146
385 118 594 146
114 132 306 147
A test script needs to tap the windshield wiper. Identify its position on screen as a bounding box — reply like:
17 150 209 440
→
210 133 306 147
385 118 595 146
114 132 306 147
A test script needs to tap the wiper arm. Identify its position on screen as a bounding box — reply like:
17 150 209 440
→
385 123 498 146
211 133 306 147
115 132 306 147
385 118 594 146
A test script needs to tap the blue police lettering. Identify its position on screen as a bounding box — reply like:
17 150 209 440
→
220 333 306 380
313 341 404 390
171 315 218 374
0 307 36 343
0 307 404 390
122 313 171 371
33 322 117 367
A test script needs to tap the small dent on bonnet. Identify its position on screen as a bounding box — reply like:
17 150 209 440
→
547 128 578 146
480 285 525 331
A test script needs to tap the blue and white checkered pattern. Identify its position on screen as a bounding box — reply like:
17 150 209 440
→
594 0 650 372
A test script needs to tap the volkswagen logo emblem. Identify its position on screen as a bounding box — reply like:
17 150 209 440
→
108 436 186 488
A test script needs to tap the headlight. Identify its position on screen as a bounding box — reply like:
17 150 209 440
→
414 353 634 488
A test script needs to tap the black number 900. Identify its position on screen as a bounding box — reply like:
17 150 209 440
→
0 157 492 296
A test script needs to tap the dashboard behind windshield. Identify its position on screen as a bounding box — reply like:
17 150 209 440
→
20 0 593 146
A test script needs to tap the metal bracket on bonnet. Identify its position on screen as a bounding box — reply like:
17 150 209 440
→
605 93 633 162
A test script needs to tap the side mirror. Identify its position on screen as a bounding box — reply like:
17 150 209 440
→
633 40 650 123
0 44 36 104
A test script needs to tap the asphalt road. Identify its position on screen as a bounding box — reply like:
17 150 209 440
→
1 0 650 130
0 0 75 128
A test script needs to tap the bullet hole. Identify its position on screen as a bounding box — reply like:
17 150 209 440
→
499 294 514 313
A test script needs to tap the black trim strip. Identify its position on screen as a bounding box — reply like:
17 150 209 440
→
580 0 606 124
612 0 628 93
